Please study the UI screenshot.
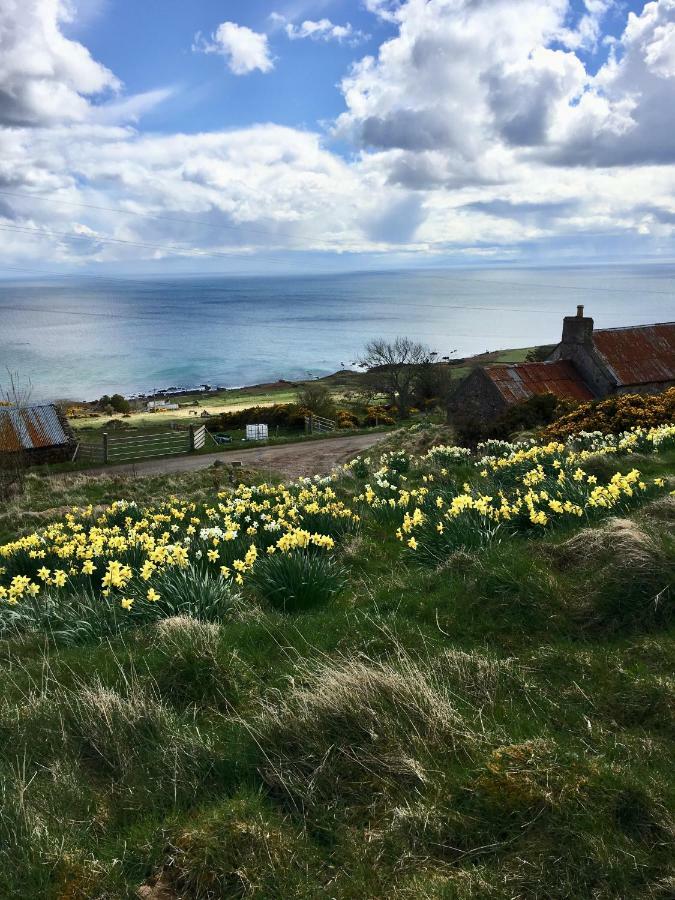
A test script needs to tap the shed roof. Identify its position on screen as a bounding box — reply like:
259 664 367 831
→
0 404 72 452
593 323 675 387
484 360 594 405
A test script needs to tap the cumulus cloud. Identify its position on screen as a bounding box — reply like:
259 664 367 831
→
337 0 675 181
193 22 274 75
548 0 675 164
1 0 675 271
0 0 120 125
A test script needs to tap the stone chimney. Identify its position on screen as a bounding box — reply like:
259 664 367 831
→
561 305 593 346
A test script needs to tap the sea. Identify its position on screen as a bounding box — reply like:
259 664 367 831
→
1 265 674 402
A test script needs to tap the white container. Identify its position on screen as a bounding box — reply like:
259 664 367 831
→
246 424 269 441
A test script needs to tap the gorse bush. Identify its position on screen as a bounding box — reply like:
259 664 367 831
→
250 551 346 612
544 387 675 440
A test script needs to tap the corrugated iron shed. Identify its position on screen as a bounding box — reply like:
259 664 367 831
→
593 323 675 387
485 360 594 405
0 404 72 452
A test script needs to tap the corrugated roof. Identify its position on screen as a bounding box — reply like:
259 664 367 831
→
0 404 72 452
485 360 594 405
593 323 675 387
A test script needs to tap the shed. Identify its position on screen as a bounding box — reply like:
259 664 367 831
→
0 404 77 466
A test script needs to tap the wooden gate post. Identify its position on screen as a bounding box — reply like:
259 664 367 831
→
189 424 195 452
102 432 109 464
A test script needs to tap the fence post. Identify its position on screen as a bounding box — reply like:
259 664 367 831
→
102 432 109 465
189 424 195 452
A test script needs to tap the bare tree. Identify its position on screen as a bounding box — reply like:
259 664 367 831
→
0 370 33 499
360 337 433 419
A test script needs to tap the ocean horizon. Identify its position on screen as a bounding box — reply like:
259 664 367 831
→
1 264 674 402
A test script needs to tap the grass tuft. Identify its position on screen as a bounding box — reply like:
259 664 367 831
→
256 652 479 811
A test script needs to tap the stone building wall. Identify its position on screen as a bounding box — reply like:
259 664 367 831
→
447 368 507 425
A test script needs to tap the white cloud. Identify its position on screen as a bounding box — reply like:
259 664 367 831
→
0 0 120 125
337 0 675 180
1 0 675 272
272 15 367 44
363 0 405 23
194 22 274 75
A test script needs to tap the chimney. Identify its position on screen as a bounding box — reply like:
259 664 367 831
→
561 305 593 346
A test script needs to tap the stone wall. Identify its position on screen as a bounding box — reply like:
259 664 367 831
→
447 368 508 425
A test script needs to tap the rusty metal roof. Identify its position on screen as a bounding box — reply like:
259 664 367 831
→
485 360 594 405
593 322 675 387
0 404 72 452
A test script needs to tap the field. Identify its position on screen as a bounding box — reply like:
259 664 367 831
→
1 422 672 898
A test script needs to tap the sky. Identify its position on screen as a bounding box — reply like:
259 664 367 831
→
0 0 674 275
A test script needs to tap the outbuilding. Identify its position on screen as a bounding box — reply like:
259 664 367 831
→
0 403 77 466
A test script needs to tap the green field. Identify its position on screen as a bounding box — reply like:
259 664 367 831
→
0 421 673 898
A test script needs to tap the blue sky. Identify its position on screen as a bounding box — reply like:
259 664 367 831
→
0 0 674 275
68 0 395 136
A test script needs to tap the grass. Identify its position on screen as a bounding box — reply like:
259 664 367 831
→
0 425 673 898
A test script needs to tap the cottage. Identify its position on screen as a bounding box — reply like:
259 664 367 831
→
0 403 77 466
448 307 675 426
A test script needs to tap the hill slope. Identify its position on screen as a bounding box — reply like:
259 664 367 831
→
0 424 673 899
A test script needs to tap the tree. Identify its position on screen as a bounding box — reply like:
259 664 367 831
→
0 370 32 499
110 393 131 414
297 382 336 419
413 357 454 408
360 337 433 419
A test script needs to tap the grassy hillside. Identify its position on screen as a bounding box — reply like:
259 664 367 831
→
0 424 673 899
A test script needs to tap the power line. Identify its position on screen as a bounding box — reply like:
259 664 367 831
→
1 187 674 299
0 219 673 300
0 186 358 254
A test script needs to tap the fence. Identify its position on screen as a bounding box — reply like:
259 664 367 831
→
76 424 208 465
305 415 336 434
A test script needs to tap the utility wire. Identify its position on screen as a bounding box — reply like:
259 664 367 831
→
1 221 674 300
1 187 674 299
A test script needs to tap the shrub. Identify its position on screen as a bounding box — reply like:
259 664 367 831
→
250 552 346 613
486 393 575 440
544 387 675 440
211 403 306 433
364 406 395 426
297 383 336 419
336 409 358 429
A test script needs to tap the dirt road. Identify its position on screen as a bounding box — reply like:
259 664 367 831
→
72 432 389 481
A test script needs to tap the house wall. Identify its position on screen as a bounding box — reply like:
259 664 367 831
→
1 443 75 469
447 369 508 425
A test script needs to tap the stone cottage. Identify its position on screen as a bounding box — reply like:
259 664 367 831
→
448 307 675 426
0 403 77 466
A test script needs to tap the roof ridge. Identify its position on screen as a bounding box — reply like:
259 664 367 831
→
595 321 675 333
